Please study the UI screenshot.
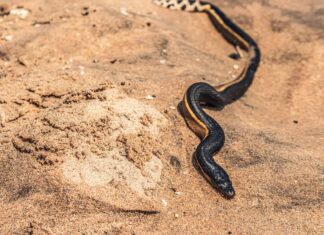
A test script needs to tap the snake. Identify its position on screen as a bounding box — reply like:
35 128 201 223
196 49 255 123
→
153 0 261 199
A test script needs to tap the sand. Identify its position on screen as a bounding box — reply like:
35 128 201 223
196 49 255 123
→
0 0 323 234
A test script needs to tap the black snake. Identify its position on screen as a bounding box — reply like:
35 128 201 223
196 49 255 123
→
153 0 261 199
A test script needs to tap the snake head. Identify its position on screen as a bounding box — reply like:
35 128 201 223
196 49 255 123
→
211 173 235 199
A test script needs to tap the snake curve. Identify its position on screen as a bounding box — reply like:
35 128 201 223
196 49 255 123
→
153 0 261 199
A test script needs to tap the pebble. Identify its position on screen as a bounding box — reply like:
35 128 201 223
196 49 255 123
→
233 64 239 70
3 35 12 41
120 8 128 16
169 106 176 110
111 222 123 230
174 213 179 218
161 199 168 207
159 59 166 64
79 67 85 75
145 95 155 100
10 8 29 19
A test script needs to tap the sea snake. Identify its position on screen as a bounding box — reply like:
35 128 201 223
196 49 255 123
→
153 0 260 199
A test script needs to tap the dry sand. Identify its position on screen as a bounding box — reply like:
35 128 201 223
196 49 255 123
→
0 0 323 234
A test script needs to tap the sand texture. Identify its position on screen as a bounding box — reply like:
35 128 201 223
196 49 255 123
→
0 0 323 234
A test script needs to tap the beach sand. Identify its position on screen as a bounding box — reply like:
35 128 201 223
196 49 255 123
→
0 0 323 234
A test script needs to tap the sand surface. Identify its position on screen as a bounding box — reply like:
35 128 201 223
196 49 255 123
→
0 0 323 234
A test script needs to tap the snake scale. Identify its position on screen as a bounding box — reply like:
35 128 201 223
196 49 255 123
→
153 0 261 199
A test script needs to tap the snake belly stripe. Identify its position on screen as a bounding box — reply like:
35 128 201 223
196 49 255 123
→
154 0 261 199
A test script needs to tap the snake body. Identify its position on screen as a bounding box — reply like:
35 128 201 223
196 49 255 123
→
154 0 260 199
